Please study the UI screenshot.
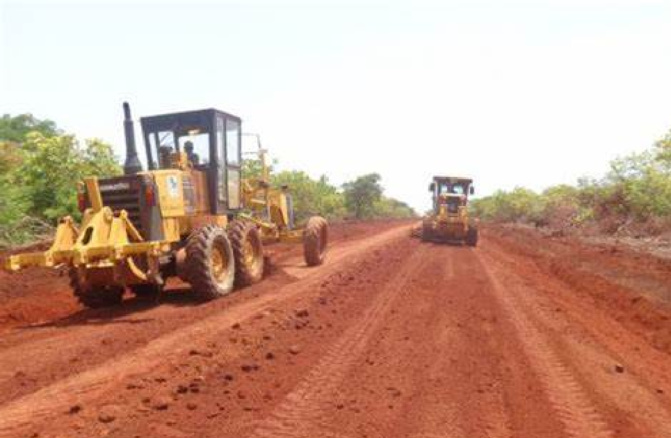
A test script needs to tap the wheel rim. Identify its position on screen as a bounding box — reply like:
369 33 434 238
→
211 242 230 283
243 235 262 274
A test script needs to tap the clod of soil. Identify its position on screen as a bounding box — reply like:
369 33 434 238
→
241 363 259 372
152 396 171 410
295 309 309 318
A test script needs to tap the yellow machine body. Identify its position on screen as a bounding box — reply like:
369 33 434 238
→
421 176 479 245
5 168 219 287
424 193 471 239
239 147 304 244
5 105 326 302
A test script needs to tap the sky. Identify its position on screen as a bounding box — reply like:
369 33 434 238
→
2 0 671 212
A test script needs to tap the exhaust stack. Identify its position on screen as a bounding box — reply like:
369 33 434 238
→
123 102 143 175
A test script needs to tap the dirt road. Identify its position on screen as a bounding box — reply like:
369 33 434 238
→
1 221 670 438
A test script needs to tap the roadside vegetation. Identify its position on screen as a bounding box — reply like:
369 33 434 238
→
242 160 415 223
0 115 121 247
0 114 415 248
471 131 671 236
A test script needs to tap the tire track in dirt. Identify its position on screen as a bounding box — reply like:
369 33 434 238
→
402 267 465 438
475 251 615 438
311 244 517 438
248 246 430 438
0 226 412 438
321 245 470 438
397 247 474 438
483 240 671 437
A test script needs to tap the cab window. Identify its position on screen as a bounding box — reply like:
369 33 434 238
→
226 119 241 209
216 117 227 202
226 120 240 164
178 132 210 166
158 131 175 149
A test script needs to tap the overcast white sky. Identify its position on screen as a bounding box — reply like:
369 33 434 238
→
2 0 671 212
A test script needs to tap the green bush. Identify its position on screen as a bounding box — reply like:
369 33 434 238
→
272 171 347 223
0 114 121 247
472 129 671 235
471 187 544 224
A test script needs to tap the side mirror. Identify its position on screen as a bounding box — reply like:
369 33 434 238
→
470 186 475 195
429 183 435 192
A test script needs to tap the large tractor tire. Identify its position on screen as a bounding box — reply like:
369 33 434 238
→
465 227 479 247
303 216 328 267
69 268 124 308
184 225 236 301
229 220 264 287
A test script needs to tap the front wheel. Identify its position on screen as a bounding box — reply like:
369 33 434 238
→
229 220 264 287
184 225 236 301
303 216 328 266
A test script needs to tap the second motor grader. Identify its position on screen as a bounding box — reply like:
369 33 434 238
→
420 176 478 246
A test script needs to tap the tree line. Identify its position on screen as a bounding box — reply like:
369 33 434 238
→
471 131 671 236
0 114 415 248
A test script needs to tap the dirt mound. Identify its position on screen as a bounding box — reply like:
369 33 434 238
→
486 225 671 355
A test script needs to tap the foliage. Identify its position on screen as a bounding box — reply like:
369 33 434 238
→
242 153 276 181
342 173 384 219
244 160 415 222
373 197 416 219
0 115 121 247
272 171 347 223
471 188 543 224
14 133 121 221
0 114 59 142
472 129 671 235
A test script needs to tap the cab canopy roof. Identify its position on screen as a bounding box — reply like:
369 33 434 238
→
432 176 473 184
140 108 242 134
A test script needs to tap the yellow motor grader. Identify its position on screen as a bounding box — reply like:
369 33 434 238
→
4 103 328 307
420 176 478 246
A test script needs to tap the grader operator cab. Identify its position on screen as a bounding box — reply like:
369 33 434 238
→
421 176 478 246
5 103 328 307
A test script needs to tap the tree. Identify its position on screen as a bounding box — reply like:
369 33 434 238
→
342 173 383 219
242 155 276 181
654 128 671 164
0 114 59 142
373 197 416 218
14 133 121 221
272 170 345 222
0 114 121 247
470 126 671 234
